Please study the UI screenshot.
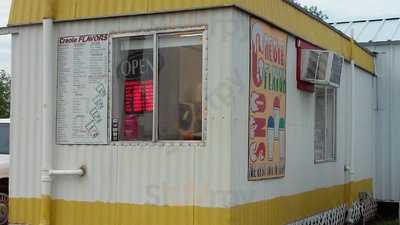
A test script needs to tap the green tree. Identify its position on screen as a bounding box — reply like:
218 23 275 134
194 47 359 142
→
287 0 329 21
0 70 10 118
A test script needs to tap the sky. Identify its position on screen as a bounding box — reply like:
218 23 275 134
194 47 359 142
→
0 0 399 72
297 0 400 22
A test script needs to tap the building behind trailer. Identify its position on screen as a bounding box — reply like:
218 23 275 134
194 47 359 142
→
333 17 400 216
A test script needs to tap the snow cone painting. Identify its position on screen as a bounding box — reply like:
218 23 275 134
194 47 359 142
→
267 116 275 161
248 18 287 181
273 97 280 140
279 118 286 160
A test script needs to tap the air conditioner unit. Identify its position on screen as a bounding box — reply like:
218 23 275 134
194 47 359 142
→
300 49 344 88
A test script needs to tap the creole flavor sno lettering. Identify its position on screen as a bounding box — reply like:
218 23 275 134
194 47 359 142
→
251 44 263 88
255 32 286 67
59 34 108 44
257 61 286 93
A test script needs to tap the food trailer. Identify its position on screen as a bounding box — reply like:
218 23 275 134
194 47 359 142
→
5 0 378 225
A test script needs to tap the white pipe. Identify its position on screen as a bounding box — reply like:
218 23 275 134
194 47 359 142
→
39 18 54 225
345 29 356 178
349 59 356 178
49 169 85 176
41 18 54 198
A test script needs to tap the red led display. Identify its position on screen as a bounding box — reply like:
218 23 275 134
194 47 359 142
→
125 80 153 113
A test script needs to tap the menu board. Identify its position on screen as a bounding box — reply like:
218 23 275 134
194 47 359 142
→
248 19 287 180
56 34 109 145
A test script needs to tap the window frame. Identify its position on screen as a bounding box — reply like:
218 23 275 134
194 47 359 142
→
314 86 337 163
108 26 208 146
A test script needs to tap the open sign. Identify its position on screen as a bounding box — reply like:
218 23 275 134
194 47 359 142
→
118 51 153 80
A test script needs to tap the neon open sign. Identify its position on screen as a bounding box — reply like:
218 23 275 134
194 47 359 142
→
118 51 153 80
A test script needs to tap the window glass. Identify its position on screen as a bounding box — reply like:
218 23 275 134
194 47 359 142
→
314 88 326 161
0 124 9 154
325 88 336 161
112 36 154 141
111 30 204 143
158 32 203 141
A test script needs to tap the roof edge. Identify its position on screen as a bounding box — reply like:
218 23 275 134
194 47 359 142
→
7 1 375 74
6 4 375 58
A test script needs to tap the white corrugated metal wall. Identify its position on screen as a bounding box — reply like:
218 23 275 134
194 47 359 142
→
332 18 400 202
10 8 236 211
230 7 376 211
368 43 400 201
10 25 44 198
351 66 376 183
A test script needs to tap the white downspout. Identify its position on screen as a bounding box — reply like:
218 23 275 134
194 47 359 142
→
349 59 356 178
345 29 356 177
345 29 356 224
39 18 54 225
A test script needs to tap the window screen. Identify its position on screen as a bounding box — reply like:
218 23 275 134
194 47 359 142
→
314 87 336 162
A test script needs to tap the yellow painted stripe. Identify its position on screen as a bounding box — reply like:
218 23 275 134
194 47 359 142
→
9 179 372 225
38 195 51 225
7 0 374 74
232 179 373 225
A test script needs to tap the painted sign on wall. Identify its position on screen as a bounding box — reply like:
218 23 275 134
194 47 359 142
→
249 18 288 181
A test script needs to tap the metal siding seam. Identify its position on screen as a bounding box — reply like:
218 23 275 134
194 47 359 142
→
393 45 400 200
20 0 30 24
97 0 108 19
9 32 20 198
32 27 42 198
53 0 63 20
357 21 370 41
7 0 16 25
78 0 90 20
9 33 16 199
391 19 400 41
343 22 354 35
10 0 20 25
108 0 119 15
122 0 135 15
19 29 29 198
